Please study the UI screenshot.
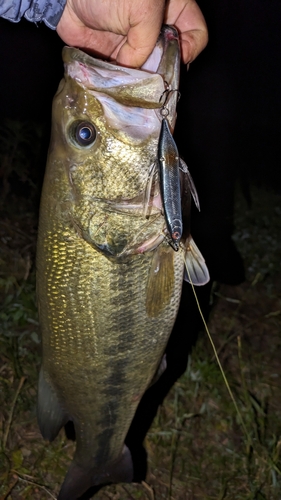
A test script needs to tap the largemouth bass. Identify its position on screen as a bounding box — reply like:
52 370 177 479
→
36 25 209 500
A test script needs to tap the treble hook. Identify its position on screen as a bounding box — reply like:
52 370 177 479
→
159 87 181 111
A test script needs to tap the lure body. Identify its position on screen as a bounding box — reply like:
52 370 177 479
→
158 116 182 249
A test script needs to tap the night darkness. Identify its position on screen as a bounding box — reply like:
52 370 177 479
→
1 1 281 187
0 3 281 498
0 0 280 197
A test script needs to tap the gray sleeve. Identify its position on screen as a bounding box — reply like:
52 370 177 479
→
0 0 66 29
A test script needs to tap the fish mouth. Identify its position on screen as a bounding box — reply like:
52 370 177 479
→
142 25 180 81
75 192 166 258
63 25 180 114
142 25 180 129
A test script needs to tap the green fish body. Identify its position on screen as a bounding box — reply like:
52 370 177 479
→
36 26 208 500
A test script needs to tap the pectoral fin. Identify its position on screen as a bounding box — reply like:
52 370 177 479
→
37 366 67 441
146 246 174 317
179 158 200 211
58 445 133 500
184 237 210 286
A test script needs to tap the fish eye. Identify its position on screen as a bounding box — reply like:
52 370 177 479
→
71 121 96 147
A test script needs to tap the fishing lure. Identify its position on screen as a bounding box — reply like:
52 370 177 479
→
157 88 200 250
157 89 183 251
157 86 206 293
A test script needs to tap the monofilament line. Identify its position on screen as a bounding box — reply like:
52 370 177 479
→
183 258 252 448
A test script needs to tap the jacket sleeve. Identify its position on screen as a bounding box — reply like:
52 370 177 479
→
0 0 66 28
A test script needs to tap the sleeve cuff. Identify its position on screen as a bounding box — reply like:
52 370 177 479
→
0 0 66 29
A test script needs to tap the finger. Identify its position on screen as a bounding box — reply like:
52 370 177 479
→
180 28 208 64
57 9 124 58
165 0 208 63
116 3 165 67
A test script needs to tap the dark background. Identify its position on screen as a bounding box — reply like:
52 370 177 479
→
175 0 281 284
1 0 281 185
0 17 63 121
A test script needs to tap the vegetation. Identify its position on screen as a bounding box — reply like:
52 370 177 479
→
0 120 280 499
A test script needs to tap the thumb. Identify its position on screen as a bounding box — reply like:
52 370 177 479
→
116 6 164 67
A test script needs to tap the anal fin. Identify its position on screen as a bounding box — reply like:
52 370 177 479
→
149 354 167 387
37 366 67 441
184 237 210 286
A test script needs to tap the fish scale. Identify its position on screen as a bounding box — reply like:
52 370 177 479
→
36 25 205 500
37 198 183 454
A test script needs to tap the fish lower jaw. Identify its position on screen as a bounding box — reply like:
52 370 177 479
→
81 224 166 258
135 233 165 254
150 192 162 210
99 193 163 216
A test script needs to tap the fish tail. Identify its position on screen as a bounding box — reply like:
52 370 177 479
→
58 445 133 500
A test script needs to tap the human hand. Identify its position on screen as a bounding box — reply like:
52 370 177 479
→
56 0 208 68
164 0 208 64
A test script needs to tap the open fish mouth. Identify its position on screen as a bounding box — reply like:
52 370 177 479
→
62 25 180 146
64 25 180 112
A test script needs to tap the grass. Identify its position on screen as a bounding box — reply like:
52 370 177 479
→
0 120 281 499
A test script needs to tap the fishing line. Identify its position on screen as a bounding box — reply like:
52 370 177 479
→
182 253 252 448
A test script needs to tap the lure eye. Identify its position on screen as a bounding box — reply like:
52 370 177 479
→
71 121 96 147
